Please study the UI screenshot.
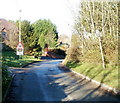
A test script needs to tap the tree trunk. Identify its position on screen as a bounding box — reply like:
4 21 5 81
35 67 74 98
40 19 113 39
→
87 2 95 36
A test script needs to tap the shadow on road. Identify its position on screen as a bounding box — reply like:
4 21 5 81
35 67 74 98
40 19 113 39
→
45 68 119 102
40 56 61 60
4 60 119 102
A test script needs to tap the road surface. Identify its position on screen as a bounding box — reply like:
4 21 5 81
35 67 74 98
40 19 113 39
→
5 59 119 102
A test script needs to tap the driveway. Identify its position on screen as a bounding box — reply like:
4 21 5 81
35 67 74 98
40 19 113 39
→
5 59 119 102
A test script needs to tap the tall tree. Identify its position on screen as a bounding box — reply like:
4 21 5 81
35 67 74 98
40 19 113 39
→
67 1 118 66
16 20 35 53
21 20 33 52
32 19 58 49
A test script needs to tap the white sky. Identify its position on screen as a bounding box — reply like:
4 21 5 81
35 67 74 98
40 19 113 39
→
0 0 80 36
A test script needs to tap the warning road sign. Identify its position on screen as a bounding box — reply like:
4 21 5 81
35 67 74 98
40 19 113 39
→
16 42 24 55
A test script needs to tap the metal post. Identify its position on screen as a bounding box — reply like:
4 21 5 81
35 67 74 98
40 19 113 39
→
19 55 22 66
96 30 105 69
98 37 105 69
19 10 22 66
19 9 22 42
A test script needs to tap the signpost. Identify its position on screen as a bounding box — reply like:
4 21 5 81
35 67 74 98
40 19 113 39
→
16 42 24 55
16 9 24 66
96 30 105 69
16 9 24 56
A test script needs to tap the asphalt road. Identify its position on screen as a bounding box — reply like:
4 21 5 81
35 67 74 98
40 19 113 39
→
5 59 119 102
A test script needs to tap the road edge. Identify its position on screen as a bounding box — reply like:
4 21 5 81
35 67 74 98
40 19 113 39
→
21 61 41 68
58 63 120 99
2 61 41 103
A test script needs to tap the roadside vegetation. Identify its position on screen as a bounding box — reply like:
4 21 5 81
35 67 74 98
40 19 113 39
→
1 18 59 100
2 48 41 99
64 2 119 90
66 61 118 89
1 19 58 57
3 51 41 67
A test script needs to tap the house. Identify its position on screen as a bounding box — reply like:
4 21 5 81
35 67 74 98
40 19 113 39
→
1 27 8 40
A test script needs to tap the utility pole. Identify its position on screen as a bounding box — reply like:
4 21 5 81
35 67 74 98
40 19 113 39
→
96 30 105 69
19 9 22 65
16 9 24 66
98 36 105 69
19 9 22 42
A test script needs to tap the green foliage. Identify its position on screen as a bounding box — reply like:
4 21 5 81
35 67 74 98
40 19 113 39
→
67 2 118 66
66 34 82 63
2 63 12 98
16 20 42 55
20 20 35 52
32 19 58 49
2 52 13 98
2 51 41 67
2 50 41 99
65 1 118 89
2 43 14 51
2 19 58 56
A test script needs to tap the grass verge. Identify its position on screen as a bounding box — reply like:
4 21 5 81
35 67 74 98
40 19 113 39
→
2 51 41 67
66 61 119 90
2 51 42 100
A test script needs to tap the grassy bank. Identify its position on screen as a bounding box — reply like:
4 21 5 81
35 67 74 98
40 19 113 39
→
2 51 41 100
2 51 41 67
66 61 118 90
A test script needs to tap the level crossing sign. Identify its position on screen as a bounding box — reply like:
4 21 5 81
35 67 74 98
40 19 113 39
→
16 42 24 55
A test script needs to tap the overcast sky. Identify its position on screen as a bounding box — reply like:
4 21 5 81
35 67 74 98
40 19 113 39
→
0 0 80 36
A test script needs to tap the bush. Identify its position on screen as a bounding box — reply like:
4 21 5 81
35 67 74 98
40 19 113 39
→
2 61 12 98
2 43 14 51
53 49 66 57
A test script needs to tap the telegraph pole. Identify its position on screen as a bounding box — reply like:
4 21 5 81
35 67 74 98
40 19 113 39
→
19 9 22 65
19 9 22 42
98 36 105 69
96 30 105 69
17 9 24 66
